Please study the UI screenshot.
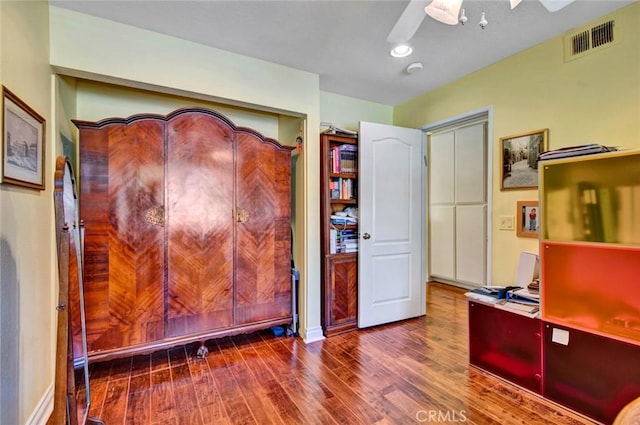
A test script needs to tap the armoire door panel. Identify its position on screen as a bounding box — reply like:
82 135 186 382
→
78 127 110 356
80 120 165 353
166 113 235 336
235 132 292 324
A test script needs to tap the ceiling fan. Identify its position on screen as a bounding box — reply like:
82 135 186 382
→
387 0 577 44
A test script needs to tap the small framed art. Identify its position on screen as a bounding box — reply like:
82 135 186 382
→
517 200 539 238
2 86 46 190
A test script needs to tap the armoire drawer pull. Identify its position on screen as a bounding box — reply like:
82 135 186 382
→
237 208 250 223
145 206 165 227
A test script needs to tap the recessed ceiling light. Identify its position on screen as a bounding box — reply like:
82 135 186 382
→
390 44 413 58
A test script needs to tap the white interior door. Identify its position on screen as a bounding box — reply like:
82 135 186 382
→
358 121 424 328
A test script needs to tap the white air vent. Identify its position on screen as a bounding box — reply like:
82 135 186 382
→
564 15 618 62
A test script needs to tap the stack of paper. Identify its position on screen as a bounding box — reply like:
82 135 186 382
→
538 144 617 161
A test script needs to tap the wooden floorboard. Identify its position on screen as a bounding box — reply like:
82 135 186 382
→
77 282 597 424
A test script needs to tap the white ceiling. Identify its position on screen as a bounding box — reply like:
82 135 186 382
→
49 0 634 106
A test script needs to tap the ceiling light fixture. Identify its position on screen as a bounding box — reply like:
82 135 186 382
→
424 0 463 26
425 0 488 29
390 44 413 58
459 8 468 25
479 11 488 29
389 0 576 46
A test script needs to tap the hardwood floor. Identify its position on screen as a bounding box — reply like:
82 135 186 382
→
77 282 596 424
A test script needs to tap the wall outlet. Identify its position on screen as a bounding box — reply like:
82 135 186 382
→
499 215 515 230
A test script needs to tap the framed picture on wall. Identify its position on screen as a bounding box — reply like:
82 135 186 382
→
2 86 46 190
500 128 548 190
517 200 539 238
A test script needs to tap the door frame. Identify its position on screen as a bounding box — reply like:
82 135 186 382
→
421 106 494 286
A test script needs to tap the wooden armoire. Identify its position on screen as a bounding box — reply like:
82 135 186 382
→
74 107 294 361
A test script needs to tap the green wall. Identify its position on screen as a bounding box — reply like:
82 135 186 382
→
320 91 393 131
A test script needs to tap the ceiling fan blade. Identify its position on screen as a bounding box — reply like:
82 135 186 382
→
387 0 430 44
510 0 523 9
538 0 577 12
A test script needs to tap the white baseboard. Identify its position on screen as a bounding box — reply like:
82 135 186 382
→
303 326 325 344
27 383 53 425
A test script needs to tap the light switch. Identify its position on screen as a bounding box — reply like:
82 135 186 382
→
499 215 515 230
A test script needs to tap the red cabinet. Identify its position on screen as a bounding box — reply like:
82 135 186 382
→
543 322 640 424
468 301 542 393
469 150 640 424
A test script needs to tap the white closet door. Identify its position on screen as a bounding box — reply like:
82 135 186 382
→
429 205 455 280
455 204 487 286
428 120 487 287
455 123 485 204
429 131 455 205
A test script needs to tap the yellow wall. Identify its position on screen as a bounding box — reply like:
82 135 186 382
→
394 3 640 285
0 1 54 424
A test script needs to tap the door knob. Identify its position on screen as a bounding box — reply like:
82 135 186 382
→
363 233 371 240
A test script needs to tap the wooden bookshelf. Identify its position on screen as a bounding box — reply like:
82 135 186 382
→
320 132 359 336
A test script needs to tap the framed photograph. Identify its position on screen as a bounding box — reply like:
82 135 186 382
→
500 128 548 190
2 86 46 190
517 200 539 238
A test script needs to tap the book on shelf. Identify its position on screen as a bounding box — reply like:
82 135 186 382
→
576 181 616 242
616 185 640 244
329 228 358 254
329 177 356 200
329 228 338 254
597 186 617 243
329 144 358 174
341 245 358 252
